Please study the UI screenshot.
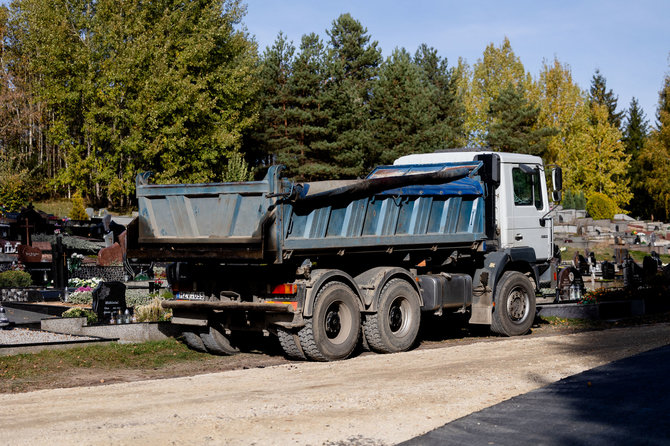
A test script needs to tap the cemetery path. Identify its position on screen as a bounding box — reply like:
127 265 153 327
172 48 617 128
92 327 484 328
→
1 323 669 445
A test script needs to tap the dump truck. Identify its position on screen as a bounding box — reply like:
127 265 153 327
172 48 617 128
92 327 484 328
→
126 149 562 361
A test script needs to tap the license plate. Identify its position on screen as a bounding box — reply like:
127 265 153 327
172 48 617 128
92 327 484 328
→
176 292 206 301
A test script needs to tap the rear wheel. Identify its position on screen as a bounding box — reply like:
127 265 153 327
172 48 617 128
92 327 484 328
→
277 327 306 360
298 281 360 361
363 278 421 353
200 324 240 355
491 271 536 336
181 330 207 353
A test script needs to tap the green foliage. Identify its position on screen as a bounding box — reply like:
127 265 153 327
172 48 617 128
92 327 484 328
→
0 156 30 213
486 83 556 156
586 192 618 220
221 151 252 182
623 97 652 219
574 191 586 210
6 0 259 206
370 48 449 164
640 75 670 220
562 190 575 209
589 69 624 129
62 307 98 325
68 192 89 220
0 270 32 288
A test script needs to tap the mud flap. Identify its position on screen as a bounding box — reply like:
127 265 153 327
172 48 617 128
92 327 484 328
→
469 285 492 325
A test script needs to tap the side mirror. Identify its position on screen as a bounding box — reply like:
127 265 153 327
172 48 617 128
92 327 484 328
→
551 167 563 191
552 190 562 203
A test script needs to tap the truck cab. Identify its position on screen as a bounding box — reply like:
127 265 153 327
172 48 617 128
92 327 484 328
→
394 150 556 262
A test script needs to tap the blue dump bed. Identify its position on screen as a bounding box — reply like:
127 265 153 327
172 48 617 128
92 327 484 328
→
131 162 487 262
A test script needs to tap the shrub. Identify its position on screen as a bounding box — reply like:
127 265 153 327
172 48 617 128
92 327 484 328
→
62 307 98 324
0 270 32 288
69 192 89 220
67 290 93 305
586 192 618 220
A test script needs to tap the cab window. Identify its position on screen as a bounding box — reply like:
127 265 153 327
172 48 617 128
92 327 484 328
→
512 167 543 210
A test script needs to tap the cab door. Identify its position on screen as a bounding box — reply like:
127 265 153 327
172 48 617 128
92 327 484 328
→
508 164 552 260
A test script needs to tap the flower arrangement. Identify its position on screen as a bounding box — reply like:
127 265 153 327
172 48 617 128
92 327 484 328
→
68 277 102 289
68 252 86 273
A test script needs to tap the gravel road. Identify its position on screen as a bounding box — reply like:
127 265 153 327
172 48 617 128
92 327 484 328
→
2 323 669 446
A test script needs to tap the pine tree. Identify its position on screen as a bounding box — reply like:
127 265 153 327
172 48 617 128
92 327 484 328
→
486 83 555 156
313 14 382 179
622 97 651 218
253 32 295 171
589 69 624 129
279 33 330 180
413 44 466 147
640 75 670 220
369 48 445 164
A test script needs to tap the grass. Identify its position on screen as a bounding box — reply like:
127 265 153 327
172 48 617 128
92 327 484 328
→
0 339 203 382
33 199 72 218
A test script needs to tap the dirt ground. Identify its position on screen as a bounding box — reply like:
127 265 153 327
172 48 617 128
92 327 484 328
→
2 322 670 446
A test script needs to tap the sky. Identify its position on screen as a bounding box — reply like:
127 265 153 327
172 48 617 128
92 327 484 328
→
243 0 670 125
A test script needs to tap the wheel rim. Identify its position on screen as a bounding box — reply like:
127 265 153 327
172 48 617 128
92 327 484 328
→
324 301 352 343
507 286 529 323
388 296 410 334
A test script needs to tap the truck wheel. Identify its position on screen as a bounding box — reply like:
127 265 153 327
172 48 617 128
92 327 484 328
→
363 278 421 353
182 330 207 353
200 324 240 355
277 328 306 360
298 281 360 361
491 271 536 336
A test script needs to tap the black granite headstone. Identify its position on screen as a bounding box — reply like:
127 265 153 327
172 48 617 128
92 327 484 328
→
601 261 615 280
92 281 127 322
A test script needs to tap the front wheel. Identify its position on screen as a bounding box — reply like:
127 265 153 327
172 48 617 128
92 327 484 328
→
491 271 536 336
298 281 361 361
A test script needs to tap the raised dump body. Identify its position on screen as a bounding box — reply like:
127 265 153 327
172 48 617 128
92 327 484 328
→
129 162 487 263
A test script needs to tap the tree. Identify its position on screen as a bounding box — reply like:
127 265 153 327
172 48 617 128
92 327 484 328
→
465 37 533 146
413 44 466 147
368 48 446 164
622 97 651 218
565 104 631 209
640 75 670 220
6 0 259 206
535 58 590 165
253 32 295 172
314 14 382 178
279 33 330 180
486 83 555 156
589 69 623 130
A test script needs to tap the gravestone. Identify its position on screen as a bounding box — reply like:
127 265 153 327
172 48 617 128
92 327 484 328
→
556 266 584 301
97 242 123 266
17 244 42 263
92 281 127 323
601 261 615 280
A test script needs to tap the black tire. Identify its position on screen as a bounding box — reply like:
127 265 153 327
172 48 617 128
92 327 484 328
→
277 327 306 360
182 330 207 353
363 278 421 353
200 324 240 355
298 281 360 361
491 271 536 336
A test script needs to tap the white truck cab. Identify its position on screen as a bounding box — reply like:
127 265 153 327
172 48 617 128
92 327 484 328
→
394 150 557 262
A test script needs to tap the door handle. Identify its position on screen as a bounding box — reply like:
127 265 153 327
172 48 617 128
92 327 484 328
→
515 234 523 241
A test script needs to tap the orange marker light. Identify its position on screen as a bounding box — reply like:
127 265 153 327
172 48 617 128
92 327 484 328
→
271 283 298 295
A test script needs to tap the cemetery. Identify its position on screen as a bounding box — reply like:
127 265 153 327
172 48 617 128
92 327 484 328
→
1 202 670 355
